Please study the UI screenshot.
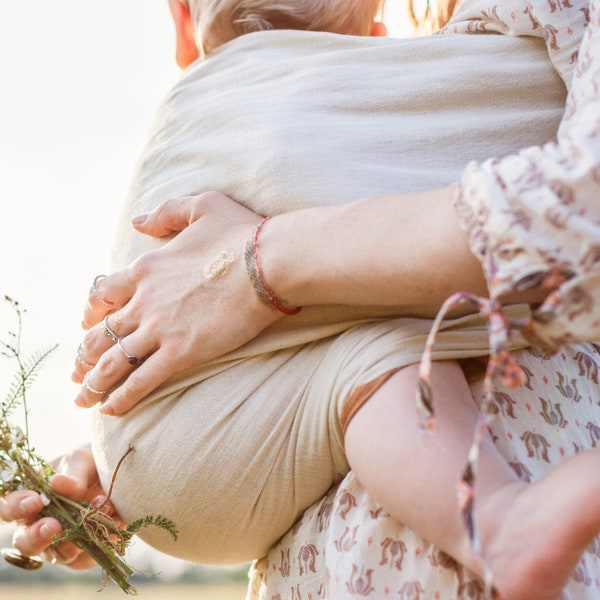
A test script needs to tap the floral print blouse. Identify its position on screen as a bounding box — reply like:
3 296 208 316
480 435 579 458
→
248 1 600 599
452 0 600 352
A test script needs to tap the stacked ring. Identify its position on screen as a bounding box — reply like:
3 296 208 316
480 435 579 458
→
82 372 108 396
102 315 119 343
46 546 74 566
76 343 94 368
117 338 139 365
91 275 113 307
1 548 43 570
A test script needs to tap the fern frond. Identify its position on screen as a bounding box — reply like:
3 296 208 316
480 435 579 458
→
125 514 179 542
2 345 58 417
1 297 179 593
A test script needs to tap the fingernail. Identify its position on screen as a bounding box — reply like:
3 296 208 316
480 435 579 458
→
50 473 75 486
100 404 115 416
40 523 56 540
19 496 40 513
74 397 88 408
131 213 149 225
91 495 108 509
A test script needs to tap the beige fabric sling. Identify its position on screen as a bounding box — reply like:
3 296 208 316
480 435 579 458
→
94 29 566 564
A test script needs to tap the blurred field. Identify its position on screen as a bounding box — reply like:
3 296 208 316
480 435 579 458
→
0 582 248 599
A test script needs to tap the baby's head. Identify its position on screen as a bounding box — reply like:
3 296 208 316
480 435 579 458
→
180 0 385 57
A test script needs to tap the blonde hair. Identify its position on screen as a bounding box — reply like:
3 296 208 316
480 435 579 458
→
187 0 384 55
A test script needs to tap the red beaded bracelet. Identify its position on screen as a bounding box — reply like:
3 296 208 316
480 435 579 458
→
244 217 302 316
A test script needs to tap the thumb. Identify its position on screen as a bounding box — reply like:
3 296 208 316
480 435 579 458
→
132 196 202 238
50 446 97 501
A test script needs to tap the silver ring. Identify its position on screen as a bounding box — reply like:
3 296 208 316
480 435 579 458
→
117 338 139 365
92 275 113 307
1 548 43 570
82 372 108 396
76 343 94 368
102 315 119 343
46 546 75 566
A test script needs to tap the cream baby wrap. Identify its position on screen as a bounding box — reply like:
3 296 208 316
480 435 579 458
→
93 30 566 564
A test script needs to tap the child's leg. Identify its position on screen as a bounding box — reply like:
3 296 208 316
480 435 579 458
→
345 360 600 600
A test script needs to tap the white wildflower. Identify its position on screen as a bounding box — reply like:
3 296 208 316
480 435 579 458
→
9 427 25 446
0 459 18 484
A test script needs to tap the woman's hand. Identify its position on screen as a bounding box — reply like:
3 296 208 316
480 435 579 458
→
72 192 284 416
0 446 118 570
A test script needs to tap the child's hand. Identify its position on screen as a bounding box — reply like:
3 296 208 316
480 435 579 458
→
72 191 283 416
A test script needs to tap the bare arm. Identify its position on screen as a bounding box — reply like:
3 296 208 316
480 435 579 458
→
260 186 550 312
72 186 551 417
261 186 487 311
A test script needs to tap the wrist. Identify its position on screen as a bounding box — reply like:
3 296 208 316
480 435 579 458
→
256 206 346 307
244 217 303 315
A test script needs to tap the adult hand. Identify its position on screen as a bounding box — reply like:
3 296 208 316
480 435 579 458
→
0 446 118 570
72 191 284 416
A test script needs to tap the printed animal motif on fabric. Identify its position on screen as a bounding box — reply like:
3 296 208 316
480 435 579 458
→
249 345 600 600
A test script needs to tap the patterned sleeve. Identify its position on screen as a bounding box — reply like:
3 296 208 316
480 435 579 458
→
441 0 589 90
452 0 600 352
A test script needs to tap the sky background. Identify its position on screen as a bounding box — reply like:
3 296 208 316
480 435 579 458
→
0 0 188 573
0 0 413 572
0 1 181 459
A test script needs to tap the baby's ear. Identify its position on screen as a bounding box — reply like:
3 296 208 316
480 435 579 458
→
168 0 200 67
370 21 388 36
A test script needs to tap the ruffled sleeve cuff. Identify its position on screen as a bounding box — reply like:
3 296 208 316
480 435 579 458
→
452 0 600 352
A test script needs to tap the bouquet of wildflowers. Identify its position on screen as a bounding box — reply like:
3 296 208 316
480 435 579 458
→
0 296 177 594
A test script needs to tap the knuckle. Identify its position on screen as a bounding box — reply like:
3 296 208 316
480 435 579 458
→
162 338 185 361
82 341 100 360
82 328 104 355
143 316 165 339
130 251 158 282
198 190 222 208
94 353 120 380
159 195 186 215
152 199 170 218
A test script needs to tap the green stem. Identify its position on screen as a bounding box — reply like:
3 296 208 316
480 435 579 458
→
13 451 138 594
